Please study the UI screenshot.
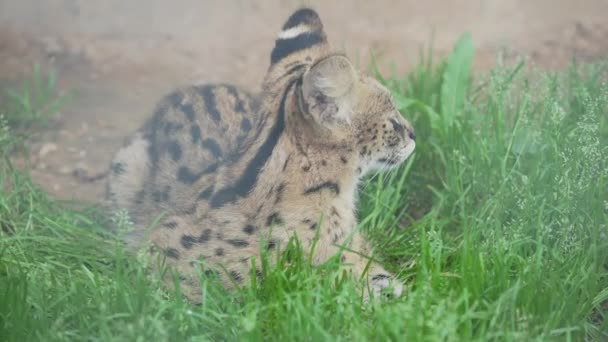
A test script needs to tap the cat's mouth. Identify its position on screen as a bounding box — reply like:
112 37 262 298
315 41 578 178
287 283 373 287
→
376 141 416 168
400 141 416 161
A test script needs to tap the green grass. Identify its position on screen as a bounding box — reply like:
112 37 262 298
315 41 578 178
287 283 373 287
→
1 36 607 341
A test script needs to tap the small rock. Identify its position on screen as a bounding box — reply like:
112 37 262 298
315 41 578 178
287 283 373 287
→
39 143 58 158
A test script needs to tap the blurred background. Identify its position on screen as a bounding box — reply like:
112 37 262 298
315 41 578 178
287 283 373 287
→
1 0 607 201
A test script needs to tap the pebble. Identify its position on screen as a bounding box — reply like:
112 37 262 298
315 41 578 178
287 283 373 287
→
39 143 58 158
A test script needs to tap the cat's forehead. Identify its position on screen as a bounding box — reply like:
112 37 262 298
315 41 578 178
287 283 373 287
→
356 76 395 111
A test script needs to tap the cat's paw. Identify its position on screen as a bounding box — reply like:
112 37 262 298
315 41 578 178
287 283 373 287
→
363 274 403 303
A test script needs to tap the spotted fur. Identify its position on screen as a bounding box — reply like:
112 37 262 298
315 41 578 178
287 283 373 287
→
105 8 416 302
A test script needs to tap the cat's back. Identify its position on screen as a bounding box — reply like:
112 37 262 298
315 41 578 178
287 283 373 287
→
105 83 260 221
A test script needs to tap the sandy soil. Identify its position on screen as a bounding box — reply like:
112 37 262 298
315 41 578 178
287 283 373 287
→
0 0 607 202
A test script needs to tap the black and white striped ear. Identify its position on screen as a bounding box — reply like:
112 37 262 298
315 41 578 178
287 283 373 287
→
270 8 329 66
301 55 356 126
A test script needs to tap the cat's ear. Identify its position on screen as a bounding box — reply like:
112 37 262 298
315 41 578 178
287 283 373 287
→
270 8 329 66
301 55 357 125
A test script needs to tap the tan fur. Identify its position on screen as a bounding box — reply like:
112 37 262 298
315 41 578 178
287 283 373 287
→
105 8 416 302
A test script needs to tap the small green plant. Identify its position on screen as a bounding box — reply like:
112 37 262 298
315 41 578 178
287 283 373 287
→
3 64 70 129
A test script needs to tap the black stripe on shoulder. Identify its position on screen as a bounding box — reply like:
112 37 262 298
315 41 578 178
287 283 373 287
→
282 8 320 30
177 167 200 185
303 181 340 195
271 33 324 65
210 81 296 208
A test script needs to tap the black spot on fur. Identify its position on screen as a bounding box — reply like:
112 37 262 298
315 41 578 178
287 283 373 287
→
340 156 348 164
199 86 222 122
167 141 182 161
177 164 218 185
163 122 183 134
243 225 257 235
332 232 340 243
181 205 197 215
372 274 391 281
163 221 178 229
190 125 201 144
275 183 286 204
199 229 212 243
266 239 277 250
165 248 180 259
227 239 249 248
202 138 222 158
204 269 218 277
224 85 247 113
181 235 197 249
309 223 318 230
230 271 243 283
167 91 183 107
152 186 170 202
321 160 327 166
198 186 214 200
378 157 397 165
210 82 295 208
330 206 341 218
181 104 196 122
303 181 340 195
266 212 284 226
240 118 252 132
177 167 200 185
302 165 311 172
215 248 224 256
389 118 404 134
111 162 125 175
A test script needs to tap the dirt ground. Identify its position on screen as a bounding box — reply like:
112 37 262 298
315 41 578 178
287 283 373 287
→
1 0 607 203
